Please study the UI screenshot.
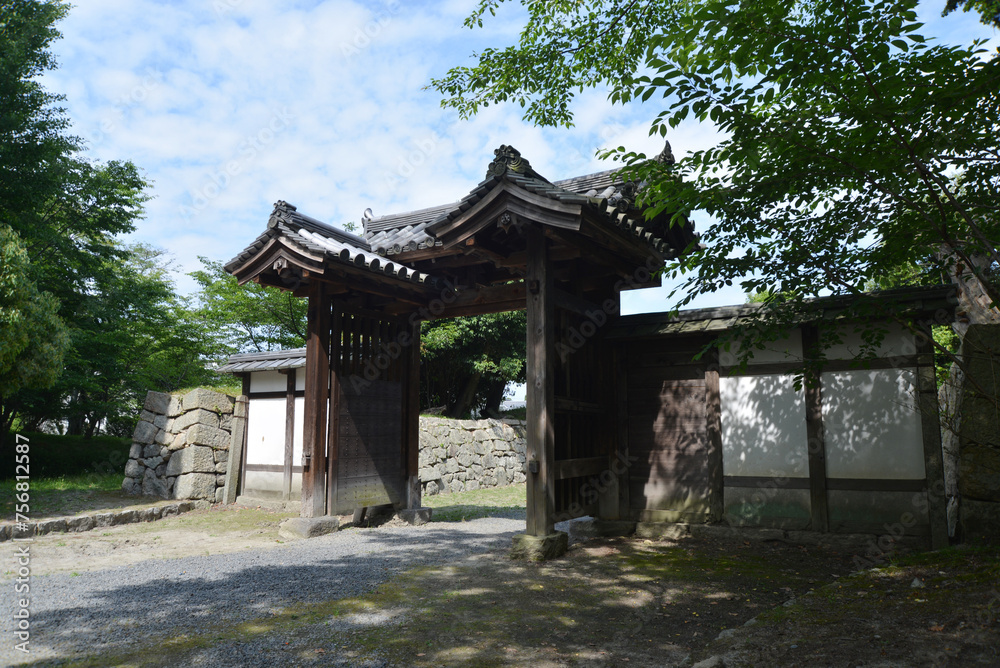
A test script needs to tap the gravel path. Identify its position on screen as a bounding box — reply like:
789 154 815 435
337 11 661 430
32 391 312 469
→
1 517 530 667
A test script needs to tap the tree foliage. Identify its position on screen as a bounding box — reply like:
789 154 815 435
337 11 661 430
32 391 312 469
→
189 258 308 354
433 0 999 366
421 311 526 418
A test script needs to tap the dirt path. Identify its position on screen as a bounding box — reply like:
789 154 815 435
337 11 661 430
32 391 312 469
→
3 504 297 578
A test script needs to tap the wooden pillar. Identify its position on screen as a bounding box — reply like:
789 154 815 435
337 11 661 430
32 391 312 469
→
406 320 422 509
704 349 725 522
222 395 248 504
916 330 949 549
301 281 331 518
802 326 830 533
526 224 556 536
240 374 250 494
281 369 296 501
325 305 342 515
614 346 632 521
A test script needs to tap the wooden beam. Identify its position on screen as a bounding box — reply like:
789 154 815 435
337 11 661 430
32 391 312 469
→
431 282 528 320
281 369 296 500
554 396 604 414
916 330 949 549
615 346 632 520
554 457 607 480
301 282 331 518
802 325 830 533
551 288 602 318
525 224 556 537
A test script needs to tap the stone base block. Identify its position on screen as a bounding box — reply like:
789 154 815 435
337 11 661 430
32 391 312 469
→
279 516 340 540
960 498 1000 543
398 508 433 525
567 518 636 540
635 522 691 540
510 531 569 561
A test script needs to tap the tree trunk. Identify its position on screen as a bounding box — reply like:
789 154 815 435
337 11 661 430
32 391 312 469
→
445 370 483 419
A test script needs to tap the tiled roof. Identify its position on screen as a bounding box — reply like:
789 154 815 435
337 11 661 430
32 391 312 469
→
224 201 435 285
216 347 306 373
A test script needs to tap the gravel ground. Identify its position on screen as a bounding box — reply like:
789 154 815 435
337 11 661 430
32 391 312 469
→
1 516 536 667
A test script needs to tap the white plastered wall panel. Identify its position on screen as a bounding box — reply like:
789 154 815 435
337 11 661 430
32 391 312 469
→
719 331 804 366
824 323 916 360
246 397 286 467
821 368 925 480
720 375 809 478
249 369 289 393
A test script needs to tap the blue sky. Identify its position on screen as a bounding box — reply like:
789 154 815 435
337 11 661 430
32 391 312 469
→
42 0 999 315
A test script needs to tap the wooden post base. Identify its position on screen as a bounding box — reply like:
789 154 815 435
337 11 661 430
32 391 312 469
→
510 531 568 561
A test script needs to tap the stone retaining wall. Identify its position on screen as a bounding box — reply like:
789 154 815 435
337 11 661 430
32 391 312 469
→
418 416 527 496
121 389 235 502
0 500 206 542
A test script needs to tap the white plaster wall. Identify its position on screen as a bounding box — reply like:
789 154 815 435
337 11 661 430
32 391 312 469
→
721 375 809 477
821 368 925 479
720 331 803 366
249 369 288 393
824 323 916 360
244 471 302 497
246 397 286 466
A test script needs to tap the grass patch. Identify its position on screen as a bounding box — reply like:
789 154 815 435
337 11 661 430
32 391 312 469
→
422 483 526 522
0 471 144 519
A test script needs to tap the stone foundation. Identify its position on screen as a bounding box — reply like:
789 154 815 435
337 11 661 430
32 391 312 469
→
121 389 235 502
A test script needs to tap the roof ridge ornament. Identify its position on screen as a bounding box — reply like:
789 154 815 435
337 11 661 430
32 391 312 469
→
487 144 530 178
655 140 675 165
268 200 297 229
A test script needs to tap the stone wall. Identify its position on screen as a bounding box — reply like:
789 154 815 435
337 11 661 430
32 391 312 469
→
121 389 235 502
418 416 527 496
954 325 1000 542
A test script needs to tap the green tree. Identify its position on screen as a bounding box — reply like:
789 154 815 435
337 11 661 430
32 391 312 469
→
0 224 70 437
189 258 308 354
943 0 1000 27
15 244 223 437
433 0 999 372
421 311 526 418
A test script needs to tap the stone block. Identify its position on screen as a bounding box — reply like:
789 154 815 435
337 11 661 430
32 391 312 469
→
139 409 157 424
450 480 463 493
167 395 184 417
457 452 473 467
177 500 195 512
482 453 495 468
398 508 433 525
445 459 459 474
215 487 225 503
66 516 95 533
466 480 480 491
419 466 439 482
510 532 569 561
496 469 509 486
133 420 158 444
214 448 228 463
187 423 230 449
635 522 690 540
154 414 169 430
0 524 10 541
568 518 637 540
425 480 440 495
174 472 217 499
129 443 143 459
161 503 179 518
165 445 215 476
124 459 143 478
144 456 163 470
36 519 67 536
139 507 161 522
182 387 234 414
959 444 1000 502
154 429 170 445
93 513 114 528
155 464 166 477
12 523 34 540
279 516 340 539
173 408 219 432
216 474 226 487
169 433 187 451
112 510 138 526
215 461 227 474
960 498 1000 543
144 390 172 415
142 469 170 498
220 413 233 431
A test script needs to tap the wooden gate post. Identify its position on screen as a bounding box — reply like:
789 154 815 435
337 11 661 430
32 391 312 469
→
301 281 331 517
525 224 556 538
